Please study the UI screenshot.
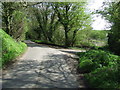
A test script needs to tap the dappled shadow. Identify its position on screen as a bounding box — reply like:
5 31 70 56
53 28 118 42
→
34 53 82 88
27 43 48 48
26 42 49 48
24 40 49 48
2 53 85 88
2 59 41 88
2 41 87 88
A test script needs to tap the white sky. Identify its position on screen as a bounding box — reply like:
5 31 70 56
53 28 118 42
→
87 0 111 30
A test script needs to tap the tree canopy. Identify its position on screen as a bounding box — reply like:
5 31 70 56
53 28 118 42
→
98 2 120 55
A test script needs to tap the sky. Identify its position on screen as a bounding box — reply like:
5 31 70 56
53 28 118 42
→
87 0 111 30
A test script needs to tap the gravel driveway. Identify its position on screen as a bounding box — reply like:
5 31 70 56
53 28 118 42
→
2 40 86 88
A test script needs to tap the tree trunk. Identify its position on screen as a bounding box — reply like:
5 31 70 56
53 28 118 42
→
71 30 78 46
64 26 69 47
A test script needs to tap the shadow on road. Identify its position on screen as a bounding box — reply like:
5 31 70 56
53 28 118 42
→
35 53 84 88
26 42 48 48
2 40 87 88
2 53 86 88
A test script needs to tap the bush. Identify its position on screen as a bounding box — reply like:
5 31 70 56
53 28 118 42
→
79 59 96 73
0 29 27 67
85 66 119 88
78 50 115 69
77 49 120 88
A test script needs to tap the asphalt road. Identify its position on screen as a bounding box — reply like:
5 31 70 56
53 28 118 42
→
2 40 86 88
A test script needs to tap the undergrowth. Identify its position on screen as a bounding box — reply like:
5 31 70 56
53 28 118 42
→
77 49 120 88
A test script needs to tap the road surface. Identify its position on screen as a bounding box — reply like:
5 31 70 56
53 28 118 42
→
2 40 86 88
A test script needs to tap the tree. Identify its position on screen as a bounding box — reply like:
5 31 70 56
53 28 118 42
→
98 2 120 55
32 2 59 43
2 2 15 35
52 2 91 47
2 2 29 41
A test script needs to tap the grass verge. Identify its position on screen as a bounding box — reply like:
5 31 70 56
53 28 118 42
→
0 29 27 68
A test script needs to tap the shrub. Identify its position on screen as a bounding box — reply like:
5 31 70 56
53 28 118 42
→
78 50 113 69
85 66 119 88
77 49 120 88
79 59 96 73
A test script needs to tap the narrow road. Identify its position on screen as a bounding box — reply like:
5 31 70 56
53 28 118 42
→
2 41 86 88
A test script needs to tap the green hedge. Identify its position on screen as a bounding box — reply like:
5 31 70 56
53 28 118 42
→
77 50 120 88
0 29 27 68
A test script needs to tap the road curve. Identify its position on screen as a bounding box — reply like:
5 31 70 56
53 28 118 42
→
2 40 86 88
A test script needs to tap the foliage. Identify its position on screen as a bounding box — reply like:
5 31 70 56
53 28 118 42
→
26 17 39 40
51 27 65 46
31 29 108 48
52 2 91 47
75 30 108 48
0 29 27 67
98 2 120 55
85 66 119 88
10 11 29 41
30 3 59 43
77 49 120 88
79 59 95 73
2 2 29 41
27 2 92 47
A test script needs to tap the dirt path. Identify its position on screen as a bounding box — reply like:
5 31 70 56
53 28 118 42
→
2 40 87 88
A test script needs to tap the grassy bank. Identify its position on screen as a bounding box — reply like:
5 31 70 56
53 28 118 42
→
0 29 27 68
77 49 120 88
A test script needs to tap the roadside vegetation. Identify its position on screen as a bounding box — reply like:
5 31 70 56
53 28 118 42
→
1 1 120 89
32 30 108 49
0 29 27 68
77 49 120 88
77 2 120 89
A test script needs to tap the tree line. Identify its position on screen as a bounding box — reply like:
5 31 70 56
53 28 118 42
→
1 1 120 55
2 2 91 47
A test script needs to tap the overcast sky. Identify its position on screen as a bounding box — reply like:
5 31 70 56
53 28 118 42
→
87 0 111 30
